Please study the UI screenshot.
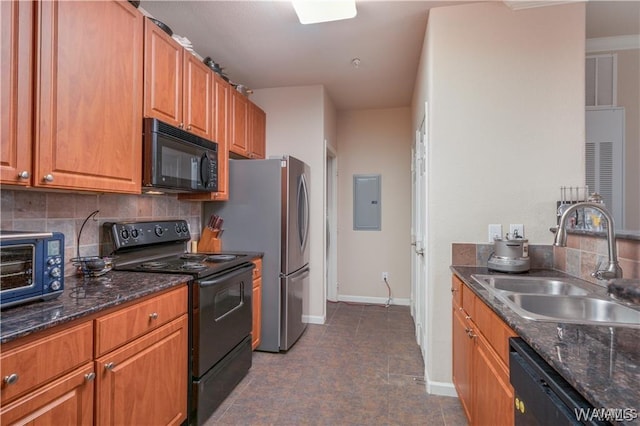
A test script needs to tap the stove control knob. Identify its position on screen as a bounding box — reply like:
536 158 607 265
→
154 225 164 237
175 224 181 234
131 228 140 239
48 258 56 266
181 223 188 233
50 267 61 278
50 280 62 291
120 229 130 240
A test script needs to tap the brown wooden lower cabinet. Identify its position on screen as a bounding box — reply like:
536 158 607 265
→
0 364 94 425
95 315 188 426
252 257 263 350
0 285 188 426
452 274 516 426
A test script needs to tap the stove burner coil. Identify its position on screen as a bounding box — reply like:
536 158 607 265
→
181 262 207 271
138 261 169 269
206 254 237 262
180 254 207 261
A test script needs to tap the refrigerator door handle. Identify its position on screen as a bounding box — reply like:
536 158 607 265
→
297 173 310 253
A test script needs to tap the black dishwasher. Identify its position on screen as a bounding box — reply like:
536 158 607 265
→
509 337 611 426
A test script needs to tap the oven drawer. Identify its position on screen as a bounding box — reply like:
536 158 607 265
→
95 286 188 356
1 322 93 404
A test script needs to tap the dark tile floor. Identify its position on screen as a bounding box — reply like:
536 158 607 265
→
205 301 467 425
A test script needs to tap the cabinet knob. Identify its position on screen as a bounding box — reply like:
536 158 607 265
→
149 312 159 320
43 174 54 182
18 171 30 179
178 123 184 129
3 373 19 385
186 125 192 131
104 362 115 371
85 372 96 382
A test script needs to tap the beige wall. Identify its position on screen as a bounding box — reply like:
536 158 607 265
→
412 2 586 390
251 85 333 323
336 108 412 303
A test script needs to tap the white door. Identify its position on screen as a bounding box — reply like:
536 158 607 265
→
411 109 428 348
585 108 625 228
325 142 338 303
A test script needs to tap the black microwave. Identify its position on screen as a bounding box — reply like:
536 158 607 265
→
142 118 218 193
0 231 65 309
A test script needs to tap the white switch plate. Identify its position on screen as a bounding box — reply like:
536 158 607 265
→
488 224 502 242
509 224 525 238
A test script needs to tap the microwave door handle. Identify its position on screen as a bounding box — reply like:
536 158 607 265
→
200 152 211 188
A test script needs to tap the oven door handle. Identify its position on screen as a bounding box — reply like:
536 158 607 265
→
198 263 255 287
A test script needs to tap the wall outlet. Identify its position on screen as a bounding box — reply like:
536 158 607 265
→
509 224 525 238
488 224 502 242
382 272 389 281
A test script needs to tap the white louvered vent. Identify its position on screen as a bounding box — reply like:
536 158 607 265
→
585 142 596 192
599 142 614 209
585 108 624 228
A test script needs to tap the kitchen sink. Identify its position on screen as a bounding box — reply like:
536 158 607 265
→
503 294 640 328
471 274 590 296
470 274 640 328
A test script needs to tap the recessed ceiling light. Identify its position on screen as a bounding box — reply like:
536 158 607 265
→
292 0 357 25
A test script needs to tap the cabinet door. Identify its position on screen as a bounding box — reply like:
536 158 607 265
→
452 307 473 423
474 334 514 426
229 90 249 157
0 0 32 186
252 277 262 350
249 102 266 159
95 315 188 426
143 17 182 127
0 364 94 426
35 1 143 193
213 74 230 199
177 74 229 202
183 53 212 139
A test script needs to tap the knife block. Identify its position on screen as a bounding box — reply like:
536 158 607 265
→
198 228 222 253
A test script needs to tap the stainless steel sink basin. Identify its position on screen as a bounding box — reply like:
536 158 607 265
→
471 274 590 296
504 294 640 327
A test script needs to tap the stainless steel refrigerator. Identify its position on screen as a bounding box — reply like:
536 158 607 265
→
203 156 310 352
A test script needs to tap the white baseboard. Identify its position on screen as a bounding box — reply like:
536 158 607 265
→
303 314 325 325
424 374 458 397
337 295 411 306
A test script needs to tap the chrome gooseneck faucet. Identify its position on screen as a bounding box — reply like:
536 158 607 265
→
554 202 623 280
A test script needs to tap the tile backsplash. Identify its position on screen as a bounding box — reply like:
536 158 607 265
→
452 234 640 284
1 189 203 277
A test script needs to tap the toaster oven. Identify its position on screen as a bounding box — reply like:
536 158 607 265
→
0 231 65 308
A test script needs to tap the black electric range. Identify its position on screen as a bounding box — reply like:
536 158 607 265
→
102 220 256 426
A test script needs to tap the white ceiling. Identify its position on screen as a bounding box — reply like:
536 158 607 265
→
141 1 640 111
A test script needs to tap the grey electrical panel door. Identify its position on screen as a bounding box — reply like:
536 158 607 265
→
353 174 381 231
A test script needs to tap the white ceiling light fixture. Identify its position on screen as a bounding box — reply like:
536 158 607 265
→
292 0 357 25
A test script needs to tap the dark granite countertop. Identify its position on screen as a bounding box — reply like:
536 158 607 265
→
0 271 191 345
451 266 640 420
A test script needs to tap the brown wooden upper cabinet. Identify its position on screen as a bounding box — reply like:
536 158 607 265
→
249 101 266 159
144 18 212 140
1 0 33 187
1 0 143 193
229 90 266 159
178 73 230 201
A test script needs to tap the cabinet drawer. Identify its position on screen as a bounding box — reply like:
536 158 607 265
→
474 297 516 366
1 322 93 404
95 286 187 356
252 258 262 280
